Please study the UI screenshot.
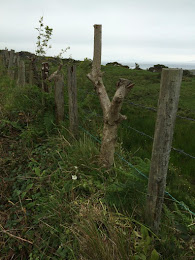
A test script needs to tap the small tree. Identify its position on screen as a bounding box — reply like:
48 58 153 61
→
35 16 53 56
87 25 134 168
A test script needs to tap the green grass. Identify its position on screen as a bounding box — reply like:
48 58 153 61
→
0 58 194 259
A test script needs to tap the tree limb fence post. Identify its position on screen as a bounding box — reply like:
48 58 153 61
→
68 65 78 137
146 68 183 232
87 24 134 168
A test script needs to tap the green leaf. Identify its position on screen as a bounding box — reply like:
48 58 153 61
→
34 167 41 176
141 225 149 239
150 249 159 260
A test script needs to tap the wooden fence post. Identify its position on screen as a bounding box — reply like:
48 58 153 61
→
1 50 9 68
5 50 10 68
17 60 26 87
54 74 64 124
146 68 183 232
41 62 49 92
29 61 34 85
8 50 15 79
67 65 78 137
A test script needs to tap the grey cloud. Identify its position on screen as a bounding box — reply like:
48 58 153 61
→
0 0 195 63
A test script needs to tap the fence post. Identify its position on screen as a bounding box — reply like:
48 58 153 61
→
54 74 64 124
8 50 15 79
17 60 26 87
1 50 9 68
29 61 34 85
68 65 78 137
146 68 183 232
5 50 10 68
41 62 49 92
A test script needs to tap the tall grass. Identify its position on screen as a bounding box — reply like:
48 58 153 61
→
0 59 194 259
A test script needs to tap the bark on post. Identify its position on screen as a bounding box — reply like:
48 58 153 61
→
5 50 9 68
29 55 41 88
1 50 9 68
41 62 49 92
29 61 34 85
8 50 15 79
68 65 78 137
17 60 26 87
146 68 183 232
48 64 64 124
87 24 134 168
54 74 64 123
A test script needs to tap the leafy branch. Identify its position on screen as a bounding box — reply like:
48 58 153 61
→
35 16 53 56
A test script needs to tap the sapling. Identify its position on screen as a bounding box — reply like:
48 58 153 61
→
35 16 53 57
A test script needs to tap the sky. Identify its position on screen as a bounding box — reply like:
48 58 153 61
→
0 0 195 64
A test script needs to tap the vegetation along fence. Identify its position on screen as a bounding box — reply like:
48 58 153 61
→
0 24 194 233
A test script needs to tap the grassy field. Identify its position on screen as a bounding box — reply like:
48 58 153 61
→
76 62 195 205
0 58 194 259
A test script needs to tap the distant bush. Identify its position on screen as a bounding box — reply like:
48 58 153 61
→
148 64 168 72
183 69 193 77
106 62 129 69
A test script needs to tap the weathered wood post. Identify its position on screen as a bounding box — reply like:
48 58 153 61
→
68 65 78 137
146 68 183 232
54 74 64 123
5 50 10 68
29 61 34 85
8 50 15 79
48 64 64 124
17 60 26 87
30 55 41 88
41 62 49 92
1 49 9 68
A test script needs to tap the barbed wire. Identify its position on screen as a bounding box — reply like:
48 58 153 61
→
80 90 195 122
77 119 195 217
124 125 195 159
81 108 195 160
124 100 195 122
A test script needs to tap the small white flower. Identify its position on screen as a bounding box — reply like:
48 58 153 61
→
72 175 77 180
74 166 78 170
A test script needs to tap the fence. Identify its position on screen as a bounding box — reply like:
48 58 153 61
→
1 48 194 225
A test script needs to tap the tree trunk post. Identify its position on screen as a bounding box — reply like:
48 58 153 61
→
146 68 183 232
68 65 78 137
17 60 26 87
8 50 15 79
87 24 134 168
54 74 64 124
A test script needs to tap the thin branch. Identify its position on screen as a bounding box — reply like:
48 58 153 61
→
48 63 63 81
0 224 33 244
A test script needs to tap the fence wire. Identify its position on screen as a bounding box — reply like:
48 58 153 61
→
78 120 195 217
82 108 195 160
80 90 195 122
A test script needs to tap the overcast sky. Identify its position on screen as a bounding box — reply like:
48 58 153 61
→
0 0 195 64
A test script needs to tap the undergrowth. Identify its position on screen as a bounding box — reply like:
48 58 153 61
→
0 60 194 259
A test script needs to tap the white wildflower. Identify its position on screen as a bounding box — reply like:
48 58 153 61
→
72 175 77 180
